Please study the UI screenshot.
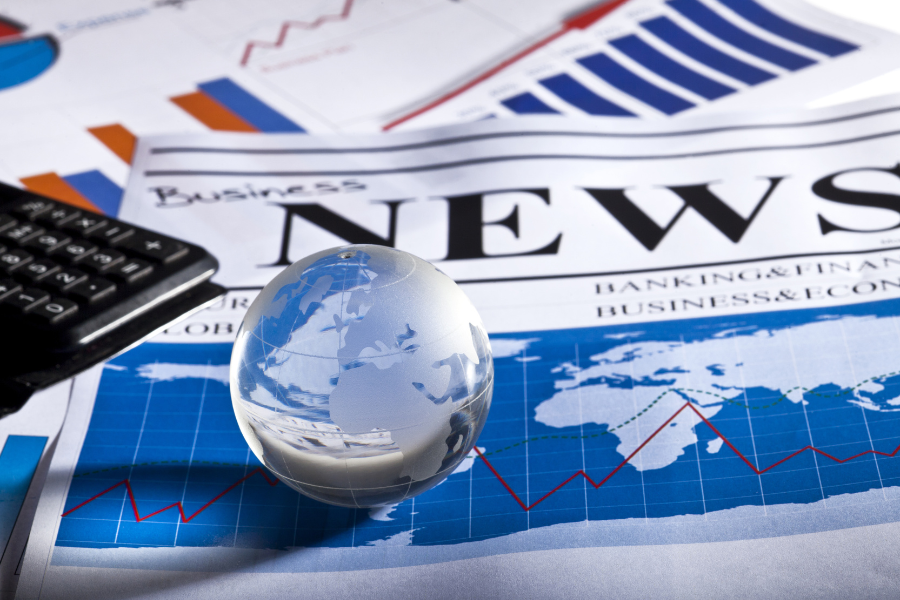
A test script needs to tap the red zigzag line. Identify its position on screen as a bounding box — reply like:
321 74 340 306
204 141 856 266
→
240 0 355 67
476 401 900 512
61 467 279 522
63 401 900 522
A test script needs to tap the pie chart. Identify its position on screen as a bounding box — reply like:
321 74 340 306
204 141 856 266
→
0 16 58 91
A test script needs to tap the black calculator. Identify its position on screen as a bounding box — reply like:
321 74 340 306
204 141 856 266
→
0 182 225 416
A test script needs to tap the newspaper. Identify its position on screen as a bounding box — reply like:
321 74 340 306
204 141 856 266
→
17 94 900 598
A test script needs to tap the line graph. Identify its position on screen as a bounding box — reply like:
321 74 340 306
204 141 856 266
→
239 0 355 67
476 401 900 511
382 0 629 130
61 397 900 522
55 302 900 552
62 468 278 523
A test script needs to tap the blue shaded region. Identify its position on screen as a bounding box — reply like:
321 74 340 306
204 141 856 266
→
500 92 560 115
0 435 47 557
668 0 815 71
63 170 123 217
198 78 305 133
0 35 57 91
55 296 900 551
577 53 694 115
55 342 377 551
642 16 775 85
539 73 634 116
718 0 857 57
610 35 735 100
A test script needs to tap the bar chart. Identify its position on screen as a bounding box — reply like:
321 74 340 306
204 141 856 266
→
391 0 874 129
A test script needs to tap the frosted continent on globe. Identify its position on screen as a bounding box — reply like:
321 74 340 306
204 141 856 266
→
230 245 493 508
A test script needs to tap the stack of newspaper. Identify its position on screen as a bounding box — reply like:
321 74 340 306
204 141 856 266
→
6 0 900 598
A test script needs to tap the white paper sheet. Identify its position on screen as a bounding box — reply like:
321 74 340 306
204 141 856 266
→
17 95 900 598
0 0 594 193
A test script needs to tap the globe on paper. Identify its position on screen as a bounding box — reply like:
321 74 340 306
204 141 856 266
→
230 244 494 508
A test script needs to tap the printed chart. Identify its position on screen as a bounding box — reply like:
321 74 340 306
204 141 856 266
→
57 296 900 557
15 77 303 218
0 16 57 91
392 0 888 129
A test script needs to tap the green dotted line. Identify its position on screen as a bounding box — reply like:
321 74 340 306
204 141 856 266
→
481 371 898 457
73 460 247 479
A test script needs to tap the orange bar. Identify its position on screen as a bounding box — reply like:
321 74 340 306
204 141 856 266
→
170 91 258 132
19 173 101 213
88 124 137 164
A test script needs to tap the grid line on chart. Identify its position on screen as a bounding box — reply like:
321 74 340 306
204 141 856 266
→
626 338 649 523
114 369 156 544
837 320 887 500
575 343 589 524
731 332 768 515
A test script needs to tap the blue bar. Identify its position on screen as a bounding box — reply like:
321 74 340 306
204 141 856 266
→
0 436 47 560
63 170 123 217
610 35 734 100
642 16 775 85
198 78 306 133
501 92 560 115
718 0 857 57
539 73 635 116
576 53 694 115
668 0 815 71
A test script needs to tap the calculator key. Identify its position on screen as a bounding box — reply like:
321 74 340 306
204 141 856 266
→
67 277 116 303
51 239 98 264
0 249 33 273
83 249 125 273
44 269 87 292
12 198 54 220
42 205 82 228
108 259 153 283
23 230 71 254
20 260 60 283
87 223 133 246
0 278 21 299
63 215 107 235
0 223 44 244
1 287 49 313
0 214 17 233
123 233 187 263
31 298 78 325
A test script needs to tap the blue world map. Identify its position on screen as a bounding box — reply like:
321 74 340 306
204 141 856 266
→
57 296 900 554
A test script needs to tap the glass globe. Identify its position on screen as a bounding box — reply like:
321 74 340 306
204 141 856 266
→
230 245 493 508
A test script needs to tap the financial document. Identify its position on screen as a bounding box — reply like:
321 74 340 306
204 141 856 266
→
387 0 900 130
16 95 900 598
1 0 899 204
0 0 595 198
0 384 70 600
